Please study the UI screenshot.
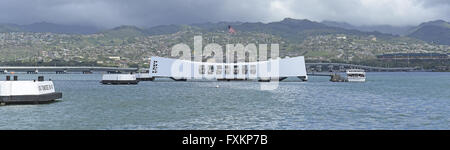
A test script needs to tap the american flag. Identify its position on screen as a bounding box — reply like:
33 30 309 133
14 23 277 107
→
228 25 236 34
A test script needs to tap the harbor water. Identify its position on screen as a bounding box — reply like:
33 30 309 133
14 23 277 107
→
0 72 449 129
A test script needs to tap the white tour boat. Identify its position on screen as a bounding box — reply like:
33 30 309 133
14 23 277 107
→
0 76 62 105
346 69 366 82
100 74 139 85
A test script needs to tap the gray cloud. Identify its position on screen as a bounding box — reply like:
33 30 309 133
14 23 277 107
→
0 0 448 28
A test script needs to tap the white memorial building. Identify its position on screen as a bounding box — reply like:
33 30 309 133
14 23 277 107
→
148 56 308 82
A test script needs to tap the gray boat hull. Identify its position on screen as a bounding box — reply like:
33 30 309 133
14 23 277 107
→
0 92 62 104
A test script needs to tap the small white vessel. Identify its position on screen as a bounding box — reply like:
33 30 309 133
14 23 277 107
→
346 69 366 82
0 76 62 105
135 73 155 81
100 74 139 85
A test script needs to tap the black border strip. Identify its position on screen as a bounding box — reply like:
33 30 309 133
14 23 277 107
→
0 130 447 148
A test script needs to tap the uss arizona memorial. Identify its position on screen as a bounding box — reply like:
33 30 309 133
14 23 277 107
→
147 56 308 82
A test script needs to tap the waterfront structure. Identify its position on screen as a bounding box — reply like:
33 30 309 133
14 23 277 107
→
148 56 308 81
0 76 62 105
305 63 417 72
0 66 137 74
377 53 448 60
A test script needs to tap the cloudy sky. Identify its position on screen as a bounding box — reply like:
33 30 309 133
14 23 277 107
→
0 0 448 28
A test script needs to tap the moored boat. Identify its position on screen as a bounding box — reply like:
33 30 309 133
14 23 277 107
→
100 74 139 85
0 76 62 105
346 69 366 82
135 73 155 81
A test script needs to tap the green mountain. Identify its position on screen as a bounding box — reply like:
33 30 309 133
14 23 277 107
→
0 22 100 34
21 22 100 34
101 25 147 38
233 18 362 42
321 20 413 36
143 18 396 43
0 24 23 32
146 24 186 35
2 19 449 45
191 21 243 31
407 20 450 45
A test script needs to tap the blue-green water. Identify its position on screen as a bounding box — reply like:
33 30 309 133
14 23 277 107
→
0 72 449 129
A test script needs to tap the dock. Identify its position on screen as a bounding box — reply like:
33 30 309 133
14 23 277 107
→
306 63 417 72
0 66 138 74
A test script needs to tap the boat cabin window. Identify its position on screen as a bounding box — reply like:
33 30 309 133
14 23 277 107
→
348 74 365 77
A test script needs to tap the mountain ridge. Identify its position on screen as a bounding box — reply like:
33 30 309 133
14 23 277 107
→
407 20 450 45
0 22 101 34
321 20 414 36
1 18 449 45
